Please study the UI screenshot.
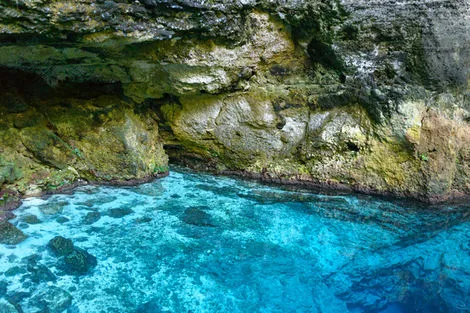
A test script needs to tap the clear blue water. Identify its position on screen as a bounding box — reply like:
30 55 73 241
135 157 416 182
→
1 169 469 312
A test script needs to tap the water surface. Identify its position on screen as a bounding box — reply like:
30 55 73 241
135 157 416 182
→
1 169 469 312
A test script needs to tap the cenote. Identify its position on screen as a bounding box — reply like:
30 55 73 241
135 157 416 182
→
0 168 469 313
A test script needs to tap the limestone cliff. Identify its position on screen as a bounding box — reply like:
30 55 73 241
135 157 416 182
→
0 0 469 206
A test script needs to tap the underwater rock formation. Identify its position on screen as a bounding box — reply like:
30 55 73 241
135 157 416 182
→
48 236 97 274
0 0 469 203
0 222 26 245
1 170 469 312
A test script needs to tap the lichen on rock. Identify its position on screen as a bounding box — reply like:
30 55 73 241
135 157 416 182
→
0 0 469 203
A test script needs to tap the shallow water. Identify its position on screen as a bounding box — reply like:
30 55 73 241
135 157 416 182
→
1 169 469 313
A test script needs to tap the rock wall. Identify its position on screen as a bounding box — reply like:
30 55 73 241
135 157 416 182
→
0 0 469 204
0 69 168 206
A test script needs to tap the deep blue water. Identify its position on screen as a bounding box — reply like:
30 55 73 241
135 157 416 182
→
1 169 469 312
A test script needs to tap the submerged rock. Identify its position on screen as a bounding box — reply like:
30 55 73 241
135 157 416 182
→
134 217 152 224
29 286 72 313
0 299 19 313
0 281 7 296
181 207 215 227
135 183 164 197
0 222 27 245
21 215 41 224
93 195 118 206
48 236 74 256
82 212 101 225
16 223 28 230
56 216 70 224
22 254 41 266
0 170 469 311
27 264 56 283
39 202 66 215
62 248 97 275
5 291 30 306
48 236 97 275
4 266 26 277
107 208 134 218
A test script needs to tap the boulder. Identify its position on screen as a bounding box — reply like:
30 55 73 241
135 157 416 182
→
63 248 97 275
48 236 74 256
48 236 97 275
0 222 27 245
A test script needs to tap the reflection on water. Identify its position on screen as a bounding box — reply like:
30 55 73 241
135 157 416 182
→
0 168 469 312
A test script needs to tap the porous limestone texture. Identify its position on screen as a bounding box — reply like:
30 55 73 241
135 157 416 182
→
0 0 469 204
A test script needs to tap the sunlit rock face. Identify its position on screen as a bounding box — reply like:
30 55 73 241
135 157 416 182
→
0 0 469 202
1 170 469 312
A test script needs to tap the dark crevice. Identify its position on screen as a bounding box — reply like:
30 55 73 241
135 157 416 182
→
346 141 360 152
0 67 124 101
136 93 181 118
307 38 345 74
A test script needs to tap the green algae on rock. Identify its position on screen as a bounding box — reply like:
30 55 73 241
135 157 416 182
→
0 222 27 245
0 77 168 200
0 0 469 203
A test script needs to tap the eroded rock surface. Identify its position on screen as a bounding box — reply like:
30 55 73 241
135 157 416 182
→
0 0 469 203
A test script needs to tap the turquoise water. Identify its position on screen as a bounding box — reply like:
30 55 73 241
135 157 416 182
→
1 169 469 312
